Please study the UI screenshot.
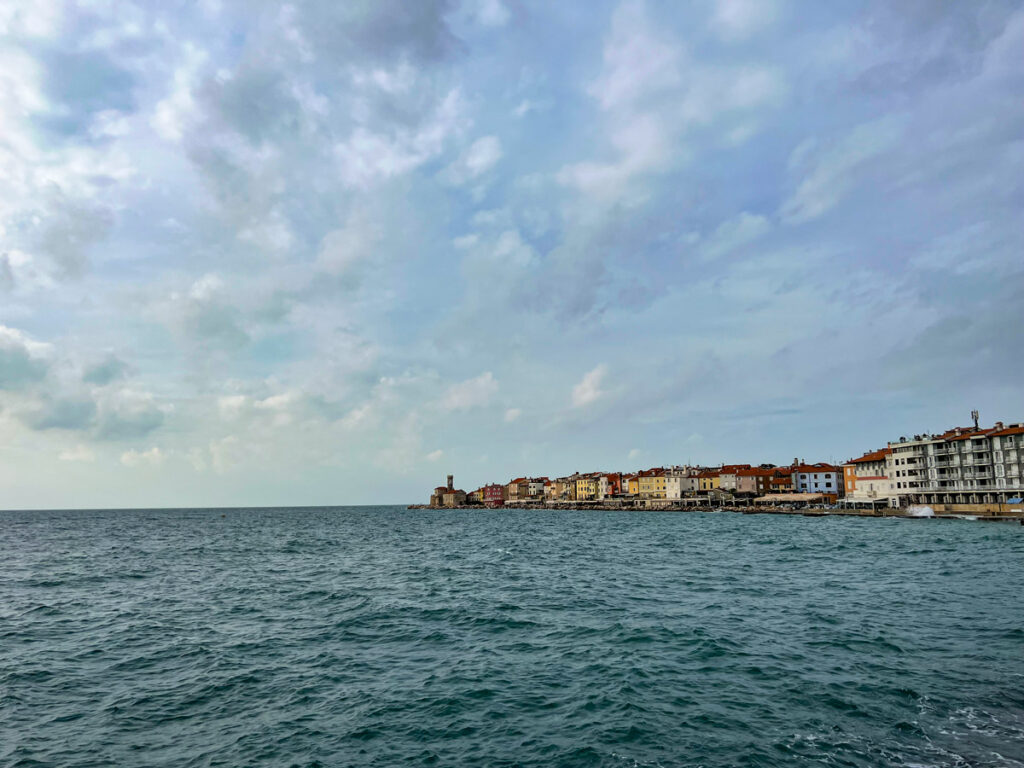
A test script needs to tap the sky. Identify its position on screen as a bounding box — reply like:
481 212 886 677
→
0 0 1022 508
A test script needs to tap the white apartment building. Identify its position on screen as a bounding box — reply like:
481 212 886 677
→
664 468 699 500
887 421 1024 505
790 463 842 495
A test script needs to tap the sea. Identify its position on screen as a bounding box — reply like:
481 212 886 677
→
2 506 1023 768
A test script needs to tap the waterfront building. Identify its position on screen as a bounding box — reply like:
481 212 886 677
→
665 467 699 499
767 468 794 493
575 474 600 501
735 467 774 496
483 483 506 507
527 478 547 498
638 468 667 498
507 477 531 501
627 475 639 495
553 477 574 501
442 487 467 506
889 420 1024 506
598 473 622 499
718 465 752 492
791 463 842 496
842 449 893 506
697 470 720 493
431 474 459 506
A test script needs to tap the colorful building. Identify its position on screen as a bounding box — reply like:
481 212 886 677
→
697 470 720 492
843 448 892 503
638 468 667 498
483 483 506 507
575 474 600 501
717 464 752 492
735 467 774 496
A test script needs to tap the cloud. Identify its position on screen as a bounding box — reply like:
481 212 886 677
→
572 364 607 408
316 208 380 278
473 0 510 27
711 0 777 41
0 326 50 390
95 391 166 440
441 372 498 411
334 88 468 188
699 211 772 261
559 0 785 201
23 396 97 431
444 135 502 185
781 117 904 223
59 445 95 463
120 446 165 467
82 354 128 385
426 448 443 461
504 408 521 423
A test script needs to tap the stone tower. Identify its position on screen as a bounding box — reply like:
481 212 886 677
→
447 474 454 491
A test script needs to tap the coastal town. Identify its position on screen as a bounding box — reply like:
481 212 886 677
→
419 414 1024 519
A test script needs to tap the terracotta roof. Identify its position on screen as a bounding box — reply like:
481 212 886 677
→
736 467 774 476
990 425 1024 437
720 464 752 473
848 448 891 464
791 463 838 473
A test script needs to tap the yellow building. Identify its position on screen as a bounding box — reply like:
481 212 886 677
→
698 472 721 492
638 470 667 498
575 476 598 501
627 475 639 495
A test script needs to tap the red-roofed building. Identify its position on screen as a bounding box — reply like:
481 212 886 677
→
735 467 775 496
888 418 1024 506
843 448 892 502
718 464 752 492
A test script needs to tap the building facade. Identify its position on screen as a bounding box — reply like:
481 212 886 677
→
598 473 622 499
790 463 842 495
665 468 699 499
483 483 506 507
735 467 773 496
575 475 599 501
697 471 720 492
891 422 1024 506
718 464 752 492
842 448 893 504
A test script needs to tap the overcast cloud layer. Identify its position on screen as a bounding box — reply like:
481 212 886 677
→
1 0 1022 508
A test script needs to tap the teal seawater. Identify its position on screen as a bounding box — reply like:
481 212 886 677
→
2 507 1024 767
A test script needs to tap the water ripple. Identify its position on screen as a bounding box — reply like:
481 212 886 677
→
1 506 1023 767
